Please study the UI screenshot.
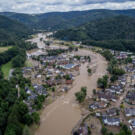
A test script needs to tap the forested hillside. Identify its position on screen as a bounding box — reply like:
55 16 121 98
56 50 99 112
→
55 16 135 41
1 9 135 31
0 15 31 42
55 15 135 52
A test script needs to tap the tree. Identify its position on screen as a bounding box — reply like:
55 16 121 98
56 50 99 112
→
101 126 107 135
125 57 132 64
0 68 3 79
32 112 40 124
112 68 125 76
52 87 55 92
75 87 87 103
4 127 16 135
34 95 45 110
87 56 91 63
87 68 92 75
17 102 29 116
93 89 96 95
64 74 71 80
23 114 33 126
97 75 108 89
110 75 118 82
12 54 26 68
116 124 132 135
23 125 30 135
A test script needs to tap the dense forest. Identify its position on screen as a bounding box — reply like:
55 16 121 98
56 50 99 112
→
0 15 32 42
1 9 135 30
0 69 40 135
0 38 37 135
55 16 135 41
83 40 135 52
55 15 135 52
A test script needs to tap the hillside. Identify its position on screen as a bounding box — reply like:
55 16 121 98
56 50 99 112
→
55 15 135 41
55 15 135 52
0 15 31 42
1 9 135 30
0 12 38 28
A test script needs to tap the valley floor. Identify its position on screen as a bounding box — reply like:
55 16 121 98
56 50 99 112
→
35 48 107 135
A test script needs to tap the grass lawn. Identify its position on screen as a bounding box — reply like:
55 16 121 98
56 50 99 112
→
0 46 12 53
1 61 13 79
25 60 33 67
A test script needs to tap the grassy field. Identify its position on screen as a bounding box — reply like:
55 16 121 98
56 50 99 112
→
0 46 12 53
25 60 33 67
1 61 12 79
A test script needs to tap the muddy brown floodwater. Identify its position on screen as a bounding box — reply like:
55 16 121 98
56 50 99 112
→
35 49 107 135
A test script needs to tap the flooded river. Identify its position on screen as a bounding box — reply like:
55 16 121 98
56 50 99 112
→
35 48 107 135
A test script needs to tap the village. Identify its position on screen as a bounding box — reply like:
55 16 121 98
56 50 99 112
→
22 33 135 135
74 50 135 135
23 33 91 115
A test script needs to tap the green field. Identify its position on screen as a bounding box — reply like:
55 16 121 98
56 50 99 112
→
25 60 33 67
0 46 12 53
1 61 13 79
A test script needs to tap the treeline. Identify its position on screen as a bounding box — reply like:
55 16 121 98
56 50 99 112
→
14 41 37 50
101 124 131 135
0 47 26 68
0 40 37 50
83 40 135 52
0 69 40 135
0 47 19 66
47 49 67 56
101 50 125 82
0 40 37 68
12 50 26 68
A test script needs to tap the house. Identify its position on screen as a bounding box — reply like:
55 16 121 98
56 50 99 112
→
66 80 73 85
63 63 78 70
74 124 88 135
102 116 120 126
46 80 56 86
46 72 53 77
33 84 47 96
25 87 32 95
89 102 107 110
62 86 69 92
59 72 65 77
22 67 33 75
128 119 135 130
125 108 135 117
106 85 123 95
97 91 117 102
125 91 135 104
102 108 118 117
55 79 63 85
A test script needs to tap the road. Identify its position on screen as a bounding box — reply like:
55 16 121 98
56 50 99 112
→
35 48 107 135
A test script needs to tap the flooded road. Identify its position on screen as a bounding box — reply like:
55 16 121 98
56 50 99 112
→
35 49 107 135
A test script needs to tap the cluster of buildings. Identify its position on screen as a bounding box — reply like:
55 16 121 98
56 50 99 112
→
110 50 132 60
23 47 91 114
88 75 127 126
24 84 48 113
82 50 135 134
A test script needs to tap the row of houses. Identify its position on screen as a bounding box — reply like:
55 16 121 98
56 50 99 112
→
88 71 128 127
110 50 132 60
125 91 135 104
